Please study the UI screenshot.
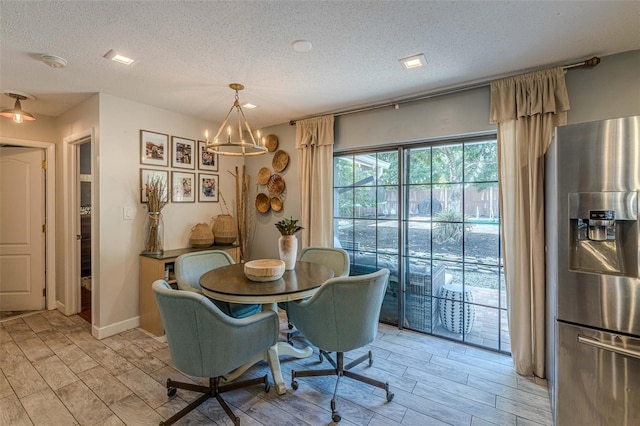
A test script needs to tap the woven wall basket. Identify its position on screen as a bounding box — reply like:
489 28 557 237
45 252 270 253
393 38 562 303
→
256 193 270 213
272 150 289 172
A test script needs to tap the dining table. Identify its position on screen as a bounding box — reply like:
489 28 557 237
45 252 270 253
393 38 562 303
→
200 260 335 394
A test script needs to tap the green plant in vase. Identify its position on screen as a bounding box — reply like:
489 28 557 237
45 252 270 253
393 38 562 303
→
275 217 304 235
275 217 303 269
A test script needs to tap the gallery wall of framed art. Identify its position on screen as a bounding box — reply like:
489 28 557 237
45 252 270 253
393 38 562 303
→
139 129 219 206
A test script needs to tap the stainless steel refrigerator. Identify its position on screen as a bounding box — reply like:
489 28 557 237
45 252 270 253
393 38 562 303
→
546 115 640 425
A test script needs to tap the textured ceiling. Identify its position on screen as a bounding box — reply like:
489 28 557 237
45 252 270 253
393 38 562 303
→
1 1 639 128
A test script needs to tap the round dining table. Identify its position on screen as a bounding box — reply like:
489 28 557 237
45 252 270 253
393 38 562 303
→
200 260 334 394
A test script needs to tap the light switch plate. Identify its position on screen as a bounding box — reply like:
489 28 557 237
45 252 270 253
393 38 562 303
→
123 207 133 220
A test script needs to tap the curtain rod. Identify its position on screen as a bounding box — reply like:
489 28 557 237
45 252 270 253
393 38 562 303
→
289 56 600 125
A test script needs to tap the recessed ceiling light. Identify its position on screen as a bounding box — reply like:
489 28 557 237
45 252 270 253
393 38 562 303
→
399 53 426 69
242 103 257 109
291 40 312 53
104 49 134 65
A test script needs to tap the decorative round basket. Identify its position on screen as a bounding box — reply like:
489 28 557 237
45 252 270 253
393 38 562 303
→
258 167 271 185
255 193 270 213
271 196 283 212
272 150 289 172
244 259 285 282
212 214 237 245
265 134 279 152
189 223 214 248
267 174 285 196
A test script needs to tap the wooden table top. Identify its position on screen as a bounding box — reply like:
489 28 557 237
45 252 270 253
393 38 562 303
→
199 260 335 304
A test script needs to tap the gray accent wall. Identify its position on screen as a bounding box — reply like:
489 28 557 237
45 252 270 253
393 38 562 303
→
249 50 640 261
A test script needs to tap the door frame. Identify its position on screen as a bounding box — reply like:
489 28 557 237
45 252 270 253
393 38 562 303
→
62 129 94 316
0 137 56 311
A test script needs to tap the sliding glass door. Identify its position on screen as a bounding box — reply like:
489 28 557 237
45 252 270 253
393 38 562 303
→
334 137 509 353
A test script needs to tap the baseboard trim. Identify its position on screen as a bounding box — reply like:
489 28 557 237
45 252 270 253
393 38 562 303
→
93 316 140 340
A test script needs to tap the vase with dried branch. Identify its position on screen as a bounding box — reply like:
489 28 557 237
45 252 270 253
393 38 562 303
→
233 166 252 261
142 177 168 254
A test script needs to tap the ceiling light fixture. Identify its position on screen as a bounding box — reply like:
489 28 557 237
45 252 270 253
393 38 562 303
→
291 39 312 53
41 54 68 68
399 53 426 69
0 91 36 123
103 49 134 65
205 84 267 157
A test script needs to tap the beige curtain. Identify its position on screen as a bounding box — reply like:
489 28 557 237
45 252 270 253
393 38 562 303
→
296 115 335 248
490 67 570 378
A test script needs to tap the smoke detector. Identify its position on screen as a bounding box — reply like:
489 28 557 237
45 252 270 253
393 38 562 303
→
41 54 68 69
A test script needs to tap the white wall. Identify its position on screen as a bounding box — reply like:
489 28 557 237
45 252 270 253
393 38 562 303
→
89 94 241 334
0 114 58 143
56 94 100 308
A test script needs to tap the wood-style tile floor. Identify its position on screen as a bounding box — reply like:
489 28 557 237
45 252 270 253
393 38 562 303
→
0 310 552 425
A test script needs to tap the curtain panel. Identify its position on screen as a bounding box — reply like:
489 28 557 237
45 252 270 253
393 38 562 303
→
490 67 569 378
295 115 335 248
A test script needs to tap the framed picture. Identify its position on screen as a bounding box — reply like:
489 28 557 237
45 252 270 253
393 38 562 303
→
140 169 169 203
140 130 169 167
198 140 218 171
198 173 219 202
171 171 195 202
171 136 195 169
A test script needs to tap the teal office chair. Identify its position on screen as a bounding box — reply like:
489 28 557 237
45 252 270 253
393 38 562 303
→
299 246 350 277
283 246 350 342
152 280 279 426
287 269 394 423
174 250 261 318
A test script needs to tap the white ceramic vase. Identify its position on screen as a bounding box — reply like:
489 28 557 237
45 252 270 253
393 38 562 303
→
278 235 298 270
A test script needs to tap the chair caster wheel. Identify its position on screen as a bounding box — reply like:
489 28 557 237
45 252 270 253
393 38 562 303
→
332 412 341 422
291 380 298 390
386 391 394 402
319 353 323 362
167 387 177 398
368 350 373 367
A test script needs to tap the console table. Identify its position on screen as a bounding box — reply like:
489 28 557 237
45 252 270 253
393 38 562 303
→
139 245 239 335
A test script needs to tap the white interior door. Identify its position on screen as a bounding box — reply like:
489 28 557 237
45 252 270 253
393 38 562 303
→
0 146 45 311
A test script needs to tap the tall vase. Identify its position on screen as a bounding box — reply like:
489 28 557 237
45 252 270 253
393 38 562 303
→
278 235 297 270
143 212 164 254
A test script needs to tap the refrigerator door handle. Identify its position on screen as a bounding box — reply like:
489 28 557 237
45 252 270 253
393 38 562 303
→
578 335 640 360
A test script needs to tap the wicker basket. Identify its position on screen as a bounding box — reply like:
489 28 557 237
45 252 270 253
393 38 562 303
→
212 214 237 245
267 174 285 196
265 134 279 152
256 193 270 213
272 150 289 172
189 223 214 248
258 167 271 185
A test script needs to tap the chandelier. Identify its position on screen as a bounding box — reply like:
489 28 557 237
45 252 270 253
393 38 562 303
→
205 83 267 156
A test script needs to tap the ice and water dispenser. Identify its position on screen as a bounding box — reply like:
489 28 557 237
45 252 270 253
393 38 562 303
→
568 191 638 276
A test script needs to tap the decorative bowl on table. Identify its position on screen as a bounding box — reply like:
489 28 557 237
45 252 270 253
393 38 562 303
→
244 259 285 282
